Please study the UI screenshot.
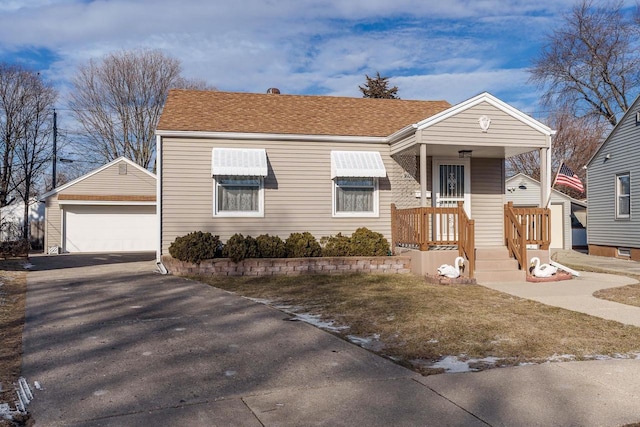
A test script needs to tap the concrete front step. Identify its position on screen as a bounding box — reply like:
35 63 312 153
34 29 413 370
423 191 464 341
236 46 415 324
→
476 246 511 259
475 258 520 271
474 269 526 283
474 246 526 282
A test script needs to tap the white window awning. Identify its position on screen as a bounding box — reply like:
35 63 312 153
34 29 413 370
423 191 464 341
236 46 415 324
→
331 151 386 178
212 148 268 177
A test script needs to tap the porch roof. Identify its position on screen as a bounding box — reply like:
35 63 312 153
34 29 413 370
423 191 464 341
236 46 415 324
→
389 92 555 158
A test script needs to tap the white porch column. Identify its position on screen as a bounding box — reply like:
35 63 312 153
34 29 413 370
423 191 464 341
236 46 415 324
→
540 142 551 207
420 143 428 207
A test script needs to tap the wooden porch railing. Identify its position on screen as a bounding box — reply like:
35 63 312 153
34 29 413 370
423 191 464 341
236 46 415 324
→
391 202 475 278
503 201 551 269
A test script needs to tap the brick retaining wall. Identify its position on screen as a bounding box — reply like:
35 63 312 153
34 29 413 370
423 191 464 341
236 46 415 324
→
162 255 412 277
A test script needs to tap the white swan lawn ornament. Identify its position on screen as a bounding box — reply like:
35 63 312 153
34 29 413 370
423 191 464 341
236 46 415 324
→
437 257 465 278
529 257 558 278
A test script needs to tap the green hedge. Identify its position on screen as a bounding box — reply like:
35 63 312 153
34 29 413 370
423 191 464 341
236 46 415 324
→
169 228 389 264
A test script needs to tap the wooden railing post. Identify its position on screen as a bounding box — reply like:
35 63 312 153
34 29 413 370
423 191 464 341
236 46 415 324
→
391 203 397 255
420 207 428 251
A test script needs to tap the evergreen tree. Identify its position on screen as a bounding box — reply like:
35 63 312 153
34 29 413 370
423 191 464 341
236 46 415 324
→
359 72 399 99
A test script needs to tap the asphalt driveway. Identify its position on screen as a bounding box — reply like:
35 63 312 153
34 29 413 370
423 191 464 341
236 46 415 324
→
21 253 640 426
22 253 482 426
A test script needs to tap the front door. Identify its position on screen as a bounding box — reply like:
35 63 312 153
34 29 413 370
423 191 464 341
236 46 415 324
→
433 158 471 241
433 158 471 213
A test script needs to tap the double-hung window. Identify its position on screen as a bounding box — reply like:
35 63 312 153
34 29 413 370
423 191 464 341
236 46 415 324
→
216 176 261 214
212 148 267 217
616 173 630 219
331 151 386 217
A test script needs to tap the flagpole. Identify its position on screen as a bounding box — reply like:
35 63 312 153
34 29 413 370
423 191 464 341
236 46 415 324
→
545 160 562 209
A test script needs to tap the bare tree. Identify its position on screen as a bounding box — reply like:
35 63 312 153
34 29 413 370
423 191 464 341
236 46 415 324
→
530 0 640 126
0 63 57 241
359 72 399 99
13 76 56 240
507 108 606 196
69 49 214 169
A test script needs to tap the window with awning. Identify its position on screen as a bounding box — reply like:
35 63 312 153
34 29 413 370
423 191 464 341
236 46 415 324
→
212 148 267 216
211 148 268 177
331 151 384 217
330 150 386 178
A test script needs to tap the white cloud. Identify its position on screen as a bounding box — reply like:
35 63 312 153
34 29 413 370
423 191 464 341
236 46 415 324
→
0 0 584 109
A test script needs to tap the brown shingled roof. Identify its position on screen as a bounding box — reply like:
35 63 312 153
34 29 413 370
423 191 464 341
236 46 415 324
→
157 90 451 137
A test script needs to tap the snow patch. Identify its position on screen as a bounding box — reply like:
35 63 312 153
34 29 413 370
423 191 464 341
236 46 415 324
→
422 355 502 373
22 262 33 270
289 313 349 332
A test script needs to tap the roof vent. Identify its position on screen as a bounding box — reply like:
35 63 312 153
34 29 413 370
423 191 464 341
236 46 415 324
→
266 88 281 94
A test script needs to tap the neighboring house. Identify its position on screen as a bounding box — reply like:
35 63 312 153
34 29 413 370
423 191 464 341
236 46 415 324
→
0 198 45 247
506 173 587 251
40 157 157 253
586 94 640 260
156 90 555 281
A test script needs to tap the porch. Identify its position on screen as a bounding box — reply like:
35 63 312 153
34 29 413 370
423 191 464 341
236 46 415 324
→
391 202 551 280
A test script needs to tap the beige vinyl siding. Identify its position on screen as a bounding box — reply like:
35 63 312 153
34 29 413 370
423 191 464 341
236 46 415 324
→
59 161 155 196
471 158 505 246
421 102 546 147
587 98 640 249
390 132 417 155
44 195 62 250
161 138 397 254
505 175 573 250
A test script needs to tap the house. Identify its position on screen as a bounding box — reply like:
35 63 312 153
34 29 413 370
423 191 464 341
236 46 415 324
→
40 157 157 253
0 198 45 247
506 173 587 251
586 94 640 260
156 90 555 281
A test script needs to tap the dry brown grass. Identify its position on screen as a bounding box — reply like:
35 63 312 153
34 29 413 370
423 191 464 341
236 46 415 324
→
196 273 640 374
594 283 640 308
0 260 29 427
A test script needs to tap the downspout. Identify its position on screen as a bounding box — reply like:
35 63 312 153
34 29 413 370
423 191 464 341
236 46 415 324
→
156 134 168 275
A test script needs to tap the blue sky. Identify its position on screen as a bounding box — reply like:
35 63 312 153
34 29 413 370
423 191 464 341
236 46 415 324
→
0 0 631 118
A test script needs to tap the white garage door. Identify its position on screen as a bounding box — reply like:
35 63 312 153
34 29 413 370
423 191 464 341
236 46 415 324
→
64 205 156 252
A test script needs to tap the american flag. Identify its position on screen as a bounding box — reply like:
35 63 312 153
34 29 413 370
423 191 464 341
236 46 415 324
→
555 162 584 193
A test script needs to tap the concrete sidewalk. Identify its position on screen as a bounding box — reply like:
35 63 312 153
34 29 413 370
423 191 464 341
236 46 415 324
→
481 250 640 327
22 253 640 426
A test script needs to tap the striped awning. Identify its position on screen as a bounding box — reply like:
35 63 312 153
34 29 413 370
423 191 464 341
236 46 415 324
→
212 148 268 176
331 151 386 178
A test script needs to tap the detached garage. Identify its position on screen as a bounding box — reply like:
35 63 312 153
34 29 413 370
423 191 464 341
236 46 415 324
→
506 173 586 251
40 157 157 253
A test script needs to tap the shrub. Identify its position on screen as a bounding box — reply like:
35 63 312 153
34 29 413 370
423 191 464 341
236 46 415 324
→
0 239 30 258
320 233 352 257
349 227 389 256
222 234 244 263
285 232 322 258
256 234 286 258
168 232 222 264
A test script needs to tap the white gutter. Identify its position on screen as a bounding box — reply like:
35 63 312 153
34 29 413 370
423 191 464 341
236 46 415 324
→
386 123 418 144
155 130 388 144
156 134 168 275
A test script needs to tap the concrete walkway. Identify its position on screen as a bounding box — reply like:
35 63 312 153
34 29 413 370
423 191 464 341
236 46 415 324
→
21 253 640 426
481 250 640 327
482 272 640 326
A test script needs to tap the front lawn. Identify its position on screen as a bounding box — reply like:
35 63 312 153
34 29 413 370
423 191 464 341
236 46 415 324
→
195 273 640 374
594 283 640 308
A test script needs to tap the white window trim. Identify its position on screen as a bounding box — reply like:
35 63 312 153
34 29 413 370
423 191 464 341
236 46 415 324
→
213 176 265 217
332 177 379 218
616 173 630 220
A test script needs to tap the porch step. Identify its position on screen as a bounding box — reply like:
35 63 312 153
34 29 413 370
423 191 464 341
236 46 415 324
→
473 246 526 283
